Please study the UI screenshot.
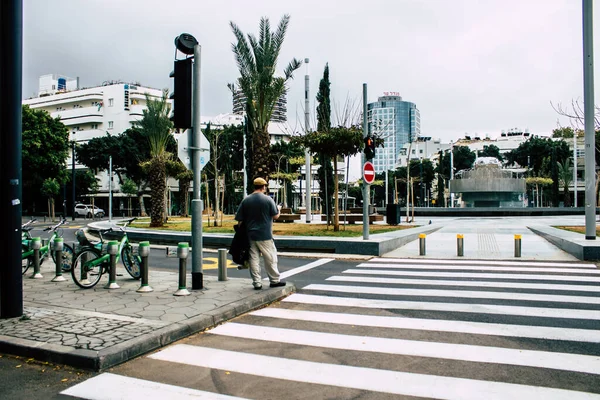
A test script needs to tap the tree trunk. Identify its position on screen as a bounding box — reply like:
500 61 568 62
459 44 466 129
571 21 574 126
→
138 194 147 217
148 158 167 227
251 128 271 179
333 161 339 232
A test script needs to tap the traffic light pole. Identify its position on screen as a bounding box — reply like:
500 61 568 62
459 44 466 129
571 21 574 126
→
362 83 370 240
191 43 204 289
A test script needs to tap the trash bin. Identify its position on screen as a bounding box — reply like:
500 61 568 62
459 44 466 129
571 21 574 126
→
386 204 401 225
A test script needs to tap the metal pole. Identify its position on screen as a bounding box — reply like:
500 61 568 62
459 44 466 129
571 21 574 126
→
362 83 370 240
218 248 228 281
450 141 454 208
514 234 522 257
419 233 426 256
71 141 76 221
174 242 191 296
51 237 66 282
583 0 596 239
305 58 311 223
108 156 112 222
137 241 153 292
243 114 248 198
104 240 120 289
573 133 578 208
0 0 24 318
457 234 464 257
191 43 204 288
30 237 42 279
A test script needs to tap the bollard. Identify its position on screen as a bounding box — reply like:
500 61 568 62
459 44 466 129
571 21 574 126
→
136 241 153 293
419 233 426 256
457 234 464 257
514 234 522 258
218 248 228 281
51 237 66 282
174 243 191 296
30 237 43 279
104 241 120 289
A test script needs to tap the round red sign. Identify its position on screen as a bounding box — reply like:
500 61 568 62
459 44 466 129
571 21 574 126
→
363 161 375 184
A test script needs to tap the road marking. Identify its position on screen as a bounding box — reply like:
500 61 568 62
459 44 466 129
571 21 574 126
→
283 293 600 320
327 275 600 293
357 263 600 274
263 258 334 281
202 257 238 270
344 269 600 282
61 372 248 399
209 322 600 375
375 258 597 268
304 283 600 305
149 345 600 400
252 307 600 343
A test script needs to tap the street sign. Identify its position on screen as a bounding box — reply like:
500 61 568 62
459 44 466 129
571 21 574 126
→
176 129 210 171
363 161 375 184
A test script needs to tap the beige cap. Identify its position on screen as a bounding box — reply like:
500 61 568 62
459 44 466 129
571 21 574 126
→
253 177 267 185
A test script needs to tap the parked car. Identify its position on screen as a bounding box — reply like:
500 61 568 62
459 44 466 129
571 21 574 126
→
74 204 105 218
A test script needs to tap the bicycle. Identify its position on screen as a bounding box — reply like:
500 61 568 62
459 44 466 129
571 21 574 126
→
70 217 142 289
21 218 74 275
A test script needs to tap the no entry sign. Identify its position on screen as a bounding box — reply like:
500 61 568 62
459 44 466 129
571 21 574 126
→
363 161 375 184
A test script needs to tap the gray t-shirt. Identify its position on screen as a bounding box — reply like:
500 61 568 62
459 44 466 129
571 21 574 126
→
235 192 279 241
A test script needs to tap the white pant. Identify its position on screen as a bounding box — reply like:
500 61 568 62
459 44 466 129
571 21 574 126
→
248 239 280 287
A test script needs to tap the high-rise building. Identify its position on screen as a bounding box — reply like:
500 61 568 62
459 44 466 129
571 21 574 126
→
232 89 287 123
367 94 420 173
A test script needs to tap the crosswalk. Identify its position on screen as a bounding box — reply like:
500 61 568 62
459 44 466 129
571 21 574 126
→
63 258 600 399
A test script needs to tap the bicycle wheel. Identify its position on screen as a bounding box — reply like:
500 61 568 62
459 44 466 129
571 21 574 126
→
51 243 75 272
22 245 32 275
121 244 141 279
71 248 104 289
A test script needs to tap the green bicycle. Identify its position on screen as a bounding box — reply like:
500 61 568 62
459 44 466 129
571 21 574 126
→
22 218 74 275
70 218 141 289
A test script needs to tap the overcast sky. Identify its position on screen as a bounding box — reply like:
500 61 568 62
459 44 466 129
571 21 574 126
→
22 0 600 142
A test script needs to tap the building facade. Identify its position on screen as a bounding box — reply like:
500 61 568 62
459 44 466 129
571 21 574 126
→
367 94 420 173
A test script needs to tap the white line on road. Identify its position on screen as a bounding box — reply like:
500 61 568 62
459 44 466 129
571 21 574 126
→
264 258 334 281
374 258 597 268
327 275 600 293
304 284 600 305
344 269 600 283
282 293 600 321
209 322 600 375
61 372 248 400
251 307 600 343
357 263 600 274
149 345 600 400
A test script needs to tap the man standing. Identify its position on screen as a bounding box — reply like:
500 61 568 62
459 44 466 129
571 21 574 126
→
235 177 285 290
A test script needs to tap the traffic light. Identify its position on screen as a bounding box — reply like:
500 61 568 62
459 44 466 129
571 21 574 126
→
364 136 376 160
169 58 193 130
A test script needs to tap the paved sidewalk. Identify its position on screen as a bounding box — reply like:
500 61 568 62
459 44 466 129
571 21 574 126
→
0 263 293 371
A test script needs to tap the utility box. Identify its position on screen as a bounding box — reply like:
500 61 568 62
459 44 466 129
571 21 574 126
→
386 204 401 225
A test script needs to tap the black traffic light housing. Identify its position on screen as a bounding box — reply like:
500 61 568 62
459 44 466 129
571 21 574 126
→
170 58 193 130
364 136 376 160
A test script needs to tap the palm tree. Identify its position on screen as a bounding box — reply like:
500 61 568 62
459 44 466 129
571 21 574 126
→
135 90 173 227
557 160 573 207
229 14 302 183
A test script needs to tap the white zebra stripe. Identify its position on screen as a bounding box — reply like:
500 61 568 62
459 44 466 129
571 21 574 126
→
251 307 600 343
61 372 248 399
209 322 600 375
304 284 600 305
149 345 600 400
356 263 600 274
374 258 596 268
327 275 600 293
344 269 600 282
282 293 600 321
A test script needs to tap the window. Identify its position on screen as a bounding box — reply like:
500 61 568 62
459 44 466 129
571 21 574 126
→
91 124 98 130
412 149 415 155
108 121 114 129
108 98 114 107
420 149 423 154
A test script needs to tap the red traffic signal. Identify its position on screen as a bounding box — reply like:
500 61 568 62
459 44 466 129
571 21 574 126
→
364 136 376 159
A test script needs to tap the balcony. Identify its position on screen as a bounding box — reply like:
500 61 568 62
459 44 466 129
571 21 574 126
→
51 106 103 124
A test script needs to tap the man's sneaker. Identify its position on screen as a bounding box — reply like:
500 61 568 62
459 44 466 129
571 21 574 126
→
253 285 262 290
269 281 286 288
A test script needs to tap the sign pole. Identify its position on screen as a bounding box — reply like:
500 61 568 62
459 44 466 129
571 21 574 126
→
362 84 369 240
191 43 203 289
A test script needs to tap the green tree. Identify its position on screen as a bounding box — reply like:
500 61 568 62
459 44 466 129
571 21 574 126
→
40 178 60 221
270 140 304 208
480 144 504 162
552 126 575 139
229 14 302 180
135 91 174 227
315 63 335 224
120 178 138 217
21 105 70 214
557 160 573 207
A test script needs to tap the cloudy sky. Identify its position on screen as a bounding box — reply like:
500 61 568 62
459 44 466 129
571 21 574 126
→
22 0 600 141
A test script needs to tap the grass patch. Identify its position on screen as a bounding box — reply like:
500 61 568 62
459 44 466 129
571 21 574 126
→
130 215 416 237
554 226 600 235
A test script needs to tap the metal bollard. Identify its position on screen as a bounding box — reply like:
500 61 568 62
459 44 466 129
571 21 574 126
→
419 233 426 256
457 234 464 257
30 237 43 279
104 240 120 289
514 234 522 258
51 237 66 282
218 248 228 281
136 241 153 293
174 242 191 296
